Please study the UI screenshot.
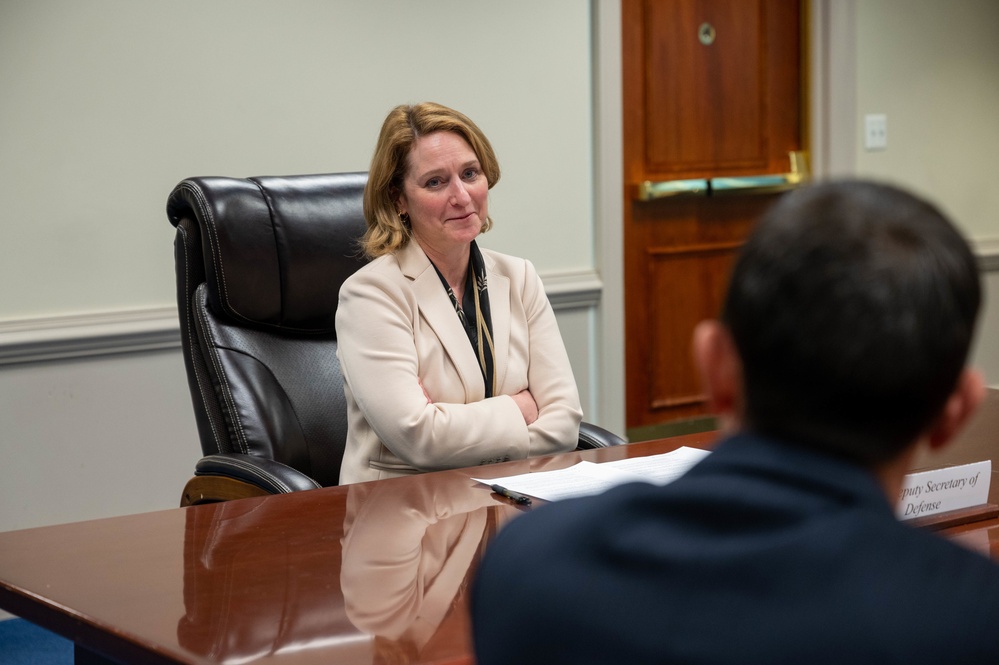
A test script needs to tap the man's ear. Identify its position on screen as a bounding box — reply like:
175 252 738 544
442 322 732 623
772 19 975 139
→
692 320 743 429
926 368 986 451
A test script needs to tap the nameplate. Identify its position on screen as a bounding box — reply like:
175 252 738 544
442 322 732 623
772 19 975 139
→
896 460 991 520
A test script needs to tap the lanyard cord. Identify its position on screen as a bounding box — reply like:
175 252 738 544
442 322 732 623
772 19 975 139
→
472 279 496 397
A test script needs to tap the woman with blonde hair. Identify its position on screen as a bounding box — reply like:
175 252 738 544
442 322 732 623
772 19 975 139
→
336 102 582 484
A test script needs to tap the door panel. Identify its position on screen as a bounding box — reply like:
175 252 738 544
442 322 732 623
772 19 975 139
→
647 242 741 411
623 0 803 429
646 0 766 172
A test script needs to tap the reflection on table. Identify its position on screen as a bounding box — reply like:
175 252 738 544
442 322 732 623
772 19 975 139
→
173 467 524 664
341 471 520 662
176 495 367 663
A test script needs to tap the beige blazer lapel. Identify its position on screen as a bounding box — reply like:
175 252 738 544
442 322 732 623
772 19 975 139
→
482 251 510 392
397 241 484 400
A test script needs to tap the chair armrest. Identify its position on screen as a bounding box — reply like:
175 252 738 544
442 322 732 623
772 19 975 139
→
576 421 628 449
194 453 323 494
181 475 270 506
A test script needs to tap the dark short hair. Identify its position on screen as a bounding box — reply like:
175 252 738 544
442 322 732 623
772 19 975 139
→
722 180 981 464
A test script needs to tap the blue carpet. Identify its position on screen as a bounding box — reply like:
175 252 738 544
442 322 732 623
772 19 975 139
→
0 618 72 665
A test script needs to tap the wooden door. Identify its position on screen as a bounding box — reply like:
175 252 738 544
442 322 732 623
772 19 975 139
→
623 0 804 430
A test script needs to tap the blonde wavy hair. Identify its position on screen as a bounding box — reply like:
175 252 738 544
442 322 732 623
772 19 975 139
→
362 102 501 258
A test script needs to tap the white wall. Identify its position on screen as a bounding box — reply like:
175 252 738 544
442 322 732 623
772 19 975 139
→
0 0 593 321
826 0 999 383
1 350 196 530
854 0 999 242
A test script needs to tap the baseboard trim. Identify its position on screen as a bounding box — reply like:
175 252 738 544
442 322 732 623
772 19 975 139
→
0 269 604 365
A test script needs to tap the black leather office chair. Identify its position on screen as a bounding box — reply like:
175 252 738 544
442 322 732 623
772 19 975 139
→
168 172 368 505
577 421 626 449
167 172 624 506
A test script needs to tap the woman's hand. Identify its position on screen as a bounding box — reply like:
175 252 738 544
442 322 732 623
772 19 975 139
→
511 389 539 425
418 379 433 404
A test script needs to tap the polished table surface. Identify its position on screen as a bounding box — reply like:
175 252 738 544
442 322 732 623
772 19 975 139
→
0 433 708 665
2 429 999 665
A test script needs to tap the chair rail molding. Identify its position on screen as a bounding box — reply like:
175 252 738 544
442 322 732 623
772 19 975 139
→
542 268 604 311
0 307 180 366
975 237 999 273
0 269 603 366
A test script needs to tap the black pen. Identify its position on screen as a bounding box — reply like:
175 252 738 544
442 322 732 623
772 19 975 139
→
490 484 533 506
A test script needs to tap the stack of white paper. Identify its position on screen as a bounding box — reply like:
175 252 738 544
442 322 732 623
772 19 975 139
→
475 446 711 502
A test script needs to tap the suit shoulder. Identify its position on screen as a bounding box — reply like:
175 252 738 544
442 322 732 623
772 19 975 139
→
338 254 416 311
341 254 403 287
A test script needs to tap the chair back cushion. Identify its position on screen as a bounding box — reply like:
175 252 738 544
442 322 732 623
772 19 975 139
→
168 173 368 331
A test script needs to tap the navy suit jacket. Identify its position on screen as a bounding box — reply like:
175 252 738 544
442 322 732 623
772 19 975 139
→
471 433 999 664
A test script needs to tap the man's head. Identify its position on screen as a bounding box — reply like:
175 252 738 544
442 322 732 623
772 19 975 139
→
696 179 983 465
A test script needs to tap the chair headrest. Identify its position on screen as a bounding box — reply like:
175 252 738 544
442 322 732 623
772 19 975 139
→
167 172 369 334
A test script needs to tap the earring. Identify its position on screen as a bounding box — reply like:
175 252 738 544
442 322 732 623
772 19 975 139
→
399 212 411 226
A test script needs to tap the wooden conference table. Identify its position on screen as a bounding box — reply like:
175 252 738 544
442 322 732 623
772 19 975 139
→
2 428 999 665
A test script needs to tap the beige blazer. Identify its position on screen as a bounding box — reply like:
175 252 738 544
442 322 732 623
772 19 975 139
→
336 241 582 484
